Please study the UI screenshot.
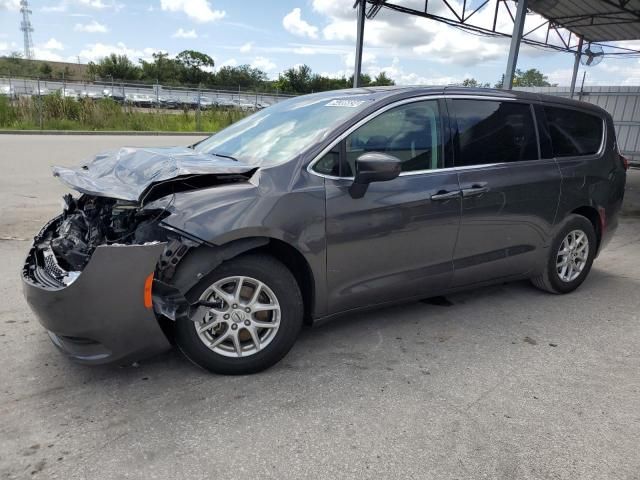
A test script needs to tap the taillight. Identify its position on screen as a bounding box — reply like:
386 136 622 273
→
620 154 630 170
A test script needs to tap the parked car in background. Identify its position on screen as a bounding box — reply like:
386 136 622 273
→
59 88 79 100
22 87 627 375
216 97 238 108
102 88 125 103
126 93 155 108
238 101 257 111
79 89 102 100
31 86 51 96
158 95 179 109
1 84 16 97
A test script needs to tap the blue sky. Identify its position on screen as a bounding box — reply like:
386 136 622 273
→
1 0 640 86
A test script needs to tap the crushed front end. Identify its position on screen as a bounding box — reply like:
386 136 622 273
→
21 195 190 364
22 146 258 365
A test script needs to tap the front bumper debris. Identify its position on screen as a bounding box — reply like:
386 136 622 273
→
22 222 171 364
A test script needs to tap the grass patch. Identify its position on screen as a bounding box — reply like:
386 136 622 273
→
0 94 248 132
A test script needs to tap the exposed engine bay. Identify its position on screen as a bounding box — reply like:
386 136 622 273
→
43 194 168 271
27 193 196 294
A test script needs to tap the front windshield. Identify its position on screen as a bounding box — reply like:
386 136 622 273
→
194 93 374 167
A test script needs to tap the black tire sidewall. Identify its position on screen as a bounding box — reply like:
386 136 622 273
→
175 254 303 375
547 215 597 294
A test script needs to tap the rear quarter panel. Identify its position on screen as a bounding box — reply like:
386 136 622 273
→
555 114 625 250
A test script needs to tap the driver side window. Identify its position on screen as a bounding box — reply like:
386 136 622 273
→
344 100 443 176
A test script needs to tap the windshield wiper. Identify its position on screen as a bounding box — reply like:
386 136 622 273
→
210 152 239 162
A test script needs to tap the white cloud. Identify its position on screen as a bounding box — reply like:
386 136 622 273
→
283 8 318 39
293 46 317 55
42 2 67 12
251 56 276 72
74 20 109 33
42 38 65 50
344 51 376 68
78 42 157 62
160 0 225 23
240 42 253 53
172 28 198 38
367 57 462 85
33 46 67 62
40 0 124 12
77 0 110 8
0 0 20 10
219 58 238 68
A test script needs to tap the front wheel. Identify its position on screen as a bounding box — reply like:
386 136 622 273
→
531 214 597 294
175 254 303 375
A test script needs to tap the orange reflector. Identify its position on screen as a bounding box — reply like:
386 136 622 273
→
144 272 154 309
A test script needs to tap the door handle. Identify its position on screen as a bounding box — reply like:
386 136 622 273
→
461 183 489 198
430 190 461 201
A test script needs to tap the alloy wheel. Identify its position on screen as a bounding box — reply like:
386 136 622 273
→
194 276 281 358
556 229 589 283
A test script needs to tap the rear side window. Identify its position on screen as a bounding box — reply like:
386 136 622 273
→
544 106 603 157
452 100 538 166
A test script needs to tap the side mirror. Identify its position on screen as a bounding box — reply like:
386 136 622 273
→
349 152 401 199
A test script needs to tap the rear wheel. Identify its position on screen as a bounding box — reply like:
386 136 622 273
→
175 254 303 374
531 214 597 294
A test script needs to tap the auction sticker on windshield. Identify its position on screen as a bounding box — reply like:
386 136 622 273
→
325 99 367 107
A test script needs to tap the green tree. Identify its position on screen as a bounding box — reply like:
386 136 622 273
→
513 68 554 87
495 69 556 88
348 73 373 87
462 78 490 88
39 63 53 78
175 50 215 84
278 64 314 93
139 52 189 84
87 54 140 80
371 71 395 86
213 64 267 89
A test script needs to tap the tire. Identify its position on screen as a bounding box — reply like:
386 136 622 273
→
531 214 597 294
175 253 303 375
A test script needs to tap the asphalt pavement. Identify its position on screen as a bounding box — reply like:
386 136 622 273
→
1 135 639 480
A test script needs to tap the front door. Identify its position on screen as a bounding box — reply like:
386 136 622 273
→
448 98 561 287
315 99 462 314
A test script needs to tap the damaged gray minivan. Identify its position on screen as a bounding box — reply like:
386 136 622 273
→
22 87 627 374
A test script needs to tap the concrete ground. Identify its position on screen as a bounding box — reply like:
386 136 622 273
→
0 135 639 480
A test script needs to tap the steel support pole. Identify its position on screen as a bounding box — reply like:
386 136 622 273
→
353 0 366 88
570 36 584 98
502 0 528 90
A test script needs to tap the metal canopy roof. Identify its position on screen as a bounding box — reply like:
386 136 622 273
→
352 0 640 93
528 0 640 42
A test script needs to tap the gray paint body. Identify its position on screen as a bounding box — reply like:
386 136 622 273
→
22 86 626 363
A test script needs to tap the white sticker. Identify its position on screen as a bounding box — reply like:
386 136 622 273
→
325 99 366 108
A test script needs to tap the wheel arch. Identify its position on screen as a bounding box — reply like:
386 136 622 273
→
252 238 315 325
571 205 602 252
170 236 316 325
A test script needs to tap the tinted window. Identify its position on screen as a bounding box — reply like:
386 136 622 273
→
342 100 443 175
313 146 342 177
453 100 538 166
544 106 603 157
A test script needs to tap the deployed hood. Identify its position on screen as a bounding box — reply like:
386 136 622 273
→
52 146 255 202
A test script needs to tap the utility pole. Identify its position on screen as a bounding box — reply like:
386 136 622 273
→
20 0 34 60
353 0 366 88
